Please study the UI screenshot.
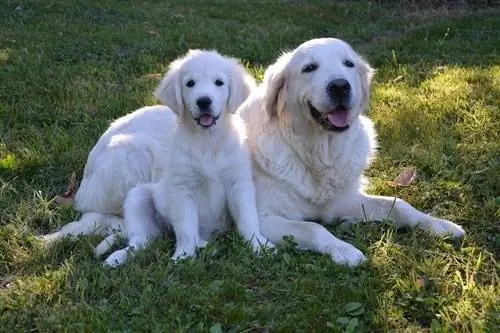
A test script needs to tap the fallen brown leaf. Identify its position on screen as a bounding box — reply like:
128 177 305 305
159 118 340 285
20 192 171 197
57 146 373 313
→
387 167 417 187
53 172 78 206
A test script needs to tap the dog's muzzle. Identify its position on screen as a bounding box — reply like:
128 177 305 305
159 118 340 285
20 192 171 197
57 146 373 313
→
195 96 218 128
308 79 352 132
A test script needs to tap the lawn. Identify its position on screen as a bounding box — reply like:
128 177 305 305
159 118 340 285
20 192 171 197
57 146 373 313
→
0 0 499 332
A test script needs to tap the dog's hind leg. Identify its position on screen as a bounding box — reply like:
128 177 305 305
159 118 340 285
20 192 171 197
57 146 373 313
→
335 191 465 238
104 184 160 267
39 212 123 244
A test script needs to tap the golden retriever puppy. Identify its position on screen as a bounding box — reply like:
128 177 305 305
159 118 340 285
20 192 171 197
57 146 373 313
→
103 50 273 266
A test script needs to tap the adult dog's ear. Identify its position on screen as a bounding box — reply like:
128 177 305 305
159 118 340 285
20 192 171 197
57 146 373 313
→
154 57 185 116
227 58 257 114
357 55 375 113
262 51 292 118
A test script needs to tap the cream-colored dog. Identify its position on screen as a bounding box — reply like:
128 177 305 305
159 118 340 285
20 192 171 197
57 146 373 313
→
103 50 273 266
41 50 272 265
239 38 465 267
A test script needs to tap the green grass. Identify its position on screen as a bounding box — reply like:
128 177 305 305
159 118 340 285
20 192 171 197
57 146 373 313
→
1 0 499 332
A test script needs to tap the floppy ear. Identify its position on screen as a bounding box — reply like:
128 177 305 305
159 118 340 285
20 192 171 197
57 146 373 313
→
357 55 375 113
262 51 292 118
154 57 185 116
227 58 257 114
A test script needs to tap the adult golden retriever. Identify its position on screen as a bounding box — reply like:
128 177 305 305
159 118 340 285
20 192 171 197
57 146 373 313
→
239 38 465 267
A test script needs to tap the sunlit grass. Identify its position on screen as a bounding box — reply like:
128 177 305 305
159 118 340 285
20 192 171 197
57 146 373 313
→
0 1 498 332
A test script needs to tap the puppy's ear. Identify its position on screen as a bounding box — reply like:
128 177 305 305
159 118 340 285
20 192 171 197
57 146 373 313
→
263 51 292 118
357 55 375 113
154 57 185 116
227 58 257 114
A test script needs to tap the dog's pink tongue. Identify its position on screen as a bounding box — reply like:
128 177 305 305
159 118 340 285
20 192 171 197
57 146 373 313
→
199 115 214 126
327 109 349 127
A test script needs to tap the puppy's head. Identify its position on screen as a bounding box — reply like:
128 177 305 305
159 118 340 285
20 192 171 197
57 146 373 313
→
263 38 374 132
155 50 256 129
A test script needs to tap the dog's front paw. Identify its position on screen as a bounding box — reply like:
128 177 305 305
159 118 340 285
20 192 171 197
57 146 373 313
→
170 247 196 262
104 247 132 267
422 217 466 238
330 244 367 268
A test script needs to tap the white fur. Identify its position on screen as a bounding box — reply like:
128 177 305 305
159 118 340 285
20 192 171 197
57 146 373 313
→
40 50 270 264
239 38 465 267
103 50 272 266
39 105 175 244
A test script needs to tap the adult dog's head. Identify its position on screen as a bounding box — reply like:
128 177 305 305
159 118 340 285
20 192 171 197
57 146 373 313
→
155 50 256 129
263 38 374 133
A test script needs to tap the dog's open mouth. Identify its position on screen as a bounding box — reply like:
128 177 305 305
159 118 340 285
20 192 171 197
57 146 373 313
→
309 102 350 132
196 114 219 128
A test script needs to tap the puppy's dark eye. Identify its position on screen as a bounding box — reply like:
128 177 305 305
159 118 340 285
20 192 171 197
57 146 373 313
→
344 60 355 68
302 63 318 73
215 79 224 86
186 80 195 88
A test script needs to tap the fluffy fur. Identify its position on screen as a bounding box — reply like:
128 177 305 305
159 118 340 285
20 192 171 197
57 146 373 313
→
41 50 268 265
239 38 465 267
102 50 272 266
39 105 175 244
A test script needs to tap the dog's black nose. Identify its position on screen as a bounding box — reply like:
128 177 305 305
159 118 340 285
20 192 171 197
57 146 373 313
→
196 96 212 110
327 79 351 101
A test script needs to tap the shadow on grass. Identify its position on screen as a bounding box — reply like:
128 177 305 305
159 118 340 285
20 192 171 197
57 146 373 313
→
1 232 382 331
1 220 496 331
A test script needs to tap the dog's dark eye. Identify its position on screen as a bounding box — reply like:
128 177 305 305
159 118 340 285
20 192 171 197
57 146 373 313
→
215 79 224 86
344 60 355 68
186 80 195 88
302 63 318 73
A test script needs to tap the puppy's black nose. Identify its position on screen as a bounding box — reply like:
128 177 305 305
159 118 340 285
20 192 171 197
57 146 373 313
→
196 96 212 110
327 79 351 102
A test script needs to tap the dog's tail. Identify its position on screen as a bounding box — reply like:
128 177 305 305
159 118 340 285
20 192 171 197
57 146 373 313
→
38 212 123 246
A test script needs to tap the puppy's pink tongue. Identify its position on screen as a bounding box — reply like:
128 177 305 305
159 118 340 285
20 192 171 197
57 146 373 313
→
199 115 214 126
327 109 349 127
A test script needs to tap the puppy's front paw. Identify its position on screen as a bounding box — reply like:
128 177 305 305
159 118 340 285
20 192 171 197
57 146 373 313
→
104 247 132 267
422 217 466 238
330 244 367 268
170 247 196 262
